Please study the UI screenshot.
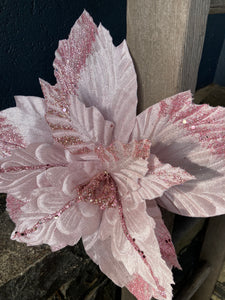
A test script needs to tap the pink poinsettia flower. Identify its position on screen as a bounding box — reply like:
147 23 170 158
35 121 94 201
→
1 11 225 300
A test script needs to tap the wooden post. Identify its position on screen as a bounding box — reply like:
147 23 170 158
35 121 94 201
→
210 0 225 14
123 1 211 299
192 216 225 300
126 0 210 111
175 262 211 300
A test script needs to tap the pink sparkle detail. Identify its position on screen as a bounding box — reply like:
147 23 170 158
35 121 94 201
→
6 195 25 223
127 274 153 300
70 146 92 155
13 198 77 238
148 167 190 186
0 116 26 157
95 145 111 162
133 139 151 159
159 101 170 117
157 93 225 157
0 163 66 173
12 165 165 297
53 11 97 96
13 171 118 238
76 171 118 209
95 139 151 163
118 201 166 298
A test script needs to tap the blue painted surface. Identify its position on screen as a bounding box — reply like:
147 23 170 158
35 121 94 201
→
214 38 225 86
196 14 225 90
0 0 126 110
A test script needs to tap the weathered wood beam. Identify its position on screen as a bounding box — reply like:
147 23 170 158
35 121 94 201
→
175 262 211 300
210 0 225 13
121 288 136 300
124 1 211 299
127 0 210 111
192 216 225 300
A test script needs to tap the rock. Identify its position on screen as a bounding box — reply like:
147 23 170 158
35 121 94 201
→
0 194 120 299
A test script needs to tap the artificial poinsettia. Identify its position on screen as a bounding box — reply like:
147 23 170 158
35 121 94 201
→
1 10 225 300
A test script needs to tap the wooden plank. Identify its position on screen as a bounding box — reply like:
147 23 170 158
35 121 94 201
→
121 288 136 300
173 218 206 254
127 0 210 111
211 261 225 299
175 262 211 300
210 0 225 13
123 1 211 299
192 216 225 300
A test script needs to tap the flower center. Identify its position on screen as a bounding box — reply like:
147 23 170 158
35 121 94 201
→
76 171 118 209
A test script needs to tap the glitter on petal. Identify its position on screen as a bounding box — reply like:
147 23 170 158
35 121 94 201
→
1 10 225 300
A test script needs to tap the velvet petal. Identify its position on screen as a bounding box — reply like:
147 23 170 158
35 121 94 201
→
83 233 132 287
48 10 138 143
97 194 174 299
0 96 52 158
146 200 180 269
11 187 102 251
0 143 67 201
138 154 194 200
40 81 114 152
96 140 150 195
132 91 225 216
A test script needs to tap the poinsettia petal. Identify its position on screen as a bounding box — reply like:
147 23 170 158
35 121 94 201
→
56 205 82 235
0 143 67 201
83 233 132 287
11 186 102 250
76 27 137 143
40 80 114 152
95 140 150 195
98 210 116 241
138 154 195 200
146 200 180 269
36 188 69 214
69 96 114 145
46 10 137 143
0 95 50 158
0 114 25 159
157 175 225 216
35 143 67 164
45 166 86 194
12 215 81 251
126 274 153 300
97 194 173 299
6 194 25 223
78 202 102 237
78 201 100 218
132 91 225 217
53 10 97 96
36 172 51 188
0 96 52 155
11 189 76 249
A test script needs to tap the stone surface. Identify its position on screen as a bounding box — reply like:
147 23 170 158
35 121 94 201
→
0 194 50 288
0 194 120 299
194 84 225 106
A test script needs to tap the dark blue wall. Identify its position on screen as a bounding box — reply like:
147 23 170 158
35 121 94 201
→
0 0 126 110
196 14 225 90
214 38 225 86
